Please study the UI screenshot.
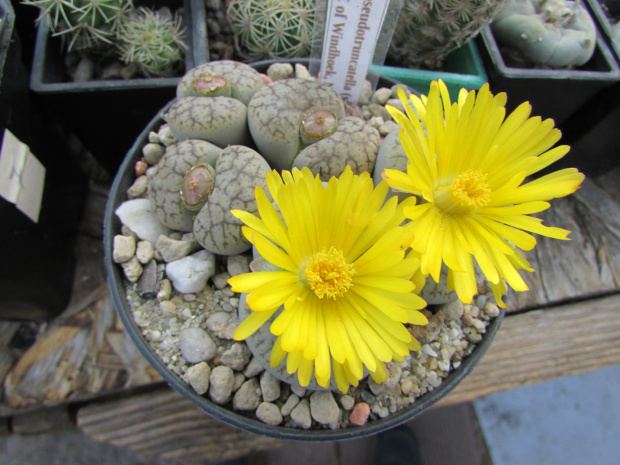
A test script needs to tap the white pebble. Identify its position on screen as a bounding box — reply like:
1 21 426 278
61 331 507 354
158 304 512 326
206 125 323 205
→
178 327 217 363
166 250 216 294
115 199 172 244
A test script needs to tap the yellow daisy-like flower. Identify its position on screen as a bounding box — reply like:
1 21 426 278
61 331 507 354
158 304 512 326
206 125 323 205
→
384 80 585 307
228 166 428 393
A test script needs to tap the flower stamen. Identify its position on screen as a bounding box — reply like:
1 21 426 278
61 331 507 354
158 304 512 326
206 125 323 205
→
435 170 491 218
304 247 355 299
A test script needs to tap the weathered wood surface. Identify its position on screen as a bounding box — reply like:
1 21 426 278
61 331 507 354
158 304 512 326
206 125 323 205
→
77 388 284 464
507 177 620 311
438 292 620 406
0 285 162 416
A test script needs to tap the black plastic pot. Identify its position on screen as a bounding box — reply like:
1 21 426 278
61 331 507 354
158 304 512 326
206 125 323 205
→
477 26 620 127
585 0 620 64
104 62 505 440
29 0 208 176
0 0 87 320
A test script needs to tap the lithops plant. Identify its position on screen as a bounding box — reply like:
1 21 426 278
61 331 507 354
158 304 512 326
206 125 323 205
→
22 0 131 51
226 0 315 61
147 140 222 232
193 145 271 255
292 117 381 180
247 78 346 171
389 0 509 69
491 0 597 67
165 61 265 147
116 7 187 78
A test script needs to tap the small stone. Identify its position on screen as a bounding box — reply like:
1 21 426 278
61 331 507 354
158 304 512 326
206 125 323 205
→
179 327 217 363
113 235 136 263
468 332 483 344
290 399 312 429
256 402 283 426
461 313 475 327
372 87 392 105
135 160 148 176
227 254 251 277
185 362 211 395
136 260 159 298
379 120 399 136
400 379 414 395
206 312 238 339
115 199 172 244
209 366 235 404
166 250 216 294
368 103 391 120
291 385 306 398
159 299 176 315
358 80 373 105
233 372 246 392
158 124 177 146
349 402 371 426
294 63 312 80
384 362 402 387
339 394 355 411
281 394 300 416
212 272 232 290
181 232 202 253
233 378 261 411
121 256 143 283
142 143 165 165
309 391 339 425
219 342 251 371
260 371 281 402
148 131 160 144
408 309 445 344
157 279 172 302
243 357 265 378
475 294 488 309
484 301 500 317
439 299 464 321
136 240 155 264
127 175 149 199
267 63 294 81
156 235 192 263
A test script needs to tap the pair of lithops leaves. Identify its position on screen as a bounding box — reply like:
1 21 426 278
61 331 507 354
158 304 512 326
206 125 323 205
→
148 61 381 255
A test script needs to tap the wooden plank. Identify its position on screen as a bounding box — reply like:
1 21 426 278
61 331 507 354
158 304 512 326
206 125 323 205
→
508 178 620 311
437 293 620 406
77 388 284 464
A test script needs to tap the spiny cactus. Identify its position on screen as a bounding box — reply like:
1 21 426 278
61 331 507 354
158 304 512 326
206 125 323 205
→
116 7 187 78
22 0 131 52
226 0 315 61
389 0 509 69
491 0 597 68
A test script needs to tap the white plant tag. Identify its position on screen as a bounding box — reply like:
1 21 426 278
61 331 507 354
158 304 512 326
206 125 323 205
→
0 129 46 223
318 0 393 103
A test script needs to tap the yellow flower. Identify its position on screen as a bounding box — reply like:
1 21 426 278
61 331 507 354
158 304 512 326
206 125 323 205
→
384 80 585 307
229 166 428 393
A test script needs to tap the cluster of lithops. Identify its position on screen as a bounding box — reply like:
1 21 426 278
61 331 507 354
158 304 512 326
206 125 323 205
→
111 60 497 430
491 0 597 67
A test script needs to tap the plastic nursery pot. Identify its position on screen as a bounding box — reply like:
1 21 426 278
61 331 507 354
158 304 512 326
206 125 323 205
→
380 41 490 101
0 0 87 320
476 26 620 127
29 0 208 176
104 62 505 440
585 0 620 64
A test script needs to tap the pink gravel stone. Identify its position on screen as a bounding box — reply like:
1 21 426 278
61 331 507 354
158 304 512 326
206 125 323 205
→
135 160 148 176
349 402 371 426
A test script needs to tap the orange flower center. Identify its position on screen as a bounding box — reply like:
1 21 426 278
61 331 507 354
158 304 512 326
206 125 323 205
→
304 247 355 299
435 170 491 218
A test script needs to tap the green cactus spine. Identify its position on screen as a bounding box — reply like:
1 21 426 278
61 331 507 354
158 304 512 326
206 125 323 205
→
21 0 131 52
116 7 187 78
226 0 315 61
389 0 509 69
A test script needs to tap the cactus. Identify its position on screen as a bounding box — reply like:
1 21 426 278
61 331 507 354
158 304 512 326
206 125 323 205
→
21 0 131 52
491 0 597 68
389 0 509 69
116 7 187 78
226 0 315 61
